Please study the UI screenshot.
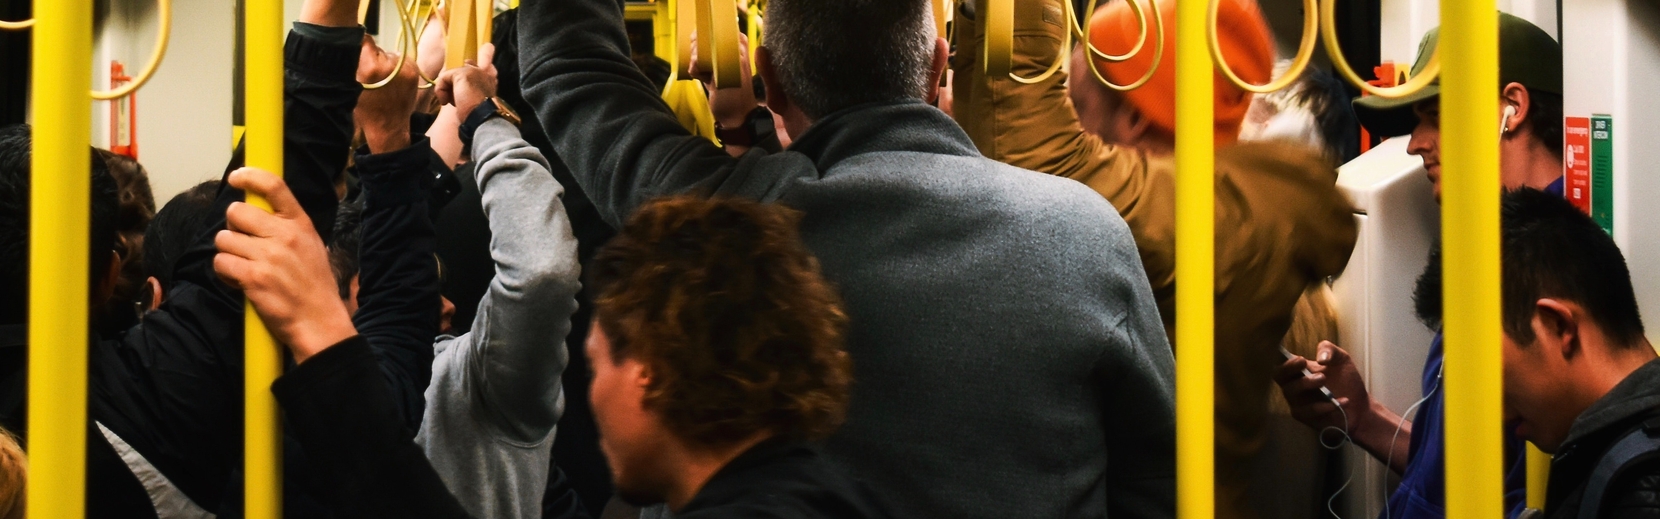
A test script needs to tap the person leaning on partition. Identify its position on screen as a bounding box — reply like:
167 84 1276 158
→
513 0 1177 517
949 1 1357 517
1478 189 1660 519
1276 13 1564 519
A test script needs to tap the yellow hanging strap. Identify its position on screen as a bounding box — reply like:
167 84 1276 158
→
694 0 742 89
26 0 93 516
1321 0 1437 98
1073 0 1164 92
1438 1 1503 518
445 0 480 69
661 79 720 144
1173 0 1214 518
244 0 285 517
361 0 413 89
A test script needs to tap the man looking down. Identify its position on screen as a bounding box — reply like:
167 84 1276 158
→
515 0 1177 517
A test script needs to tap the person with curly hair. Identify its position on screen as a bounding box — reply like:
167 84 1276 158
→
583 196 884 518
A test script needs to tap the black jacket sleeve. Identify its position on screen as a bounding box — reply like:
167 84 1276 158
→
351 140 442 433
517 0 745 228
88 24 365 508
1601 464 1660 519
273 337 475 519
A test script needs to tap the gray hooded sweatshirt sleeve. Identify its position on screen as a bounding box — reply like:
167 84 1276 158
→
416 118 581 519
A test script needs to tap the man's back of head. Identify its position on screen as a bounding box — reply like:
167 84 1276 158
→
0 124 120 326
143 180 222 299
763 0 938 120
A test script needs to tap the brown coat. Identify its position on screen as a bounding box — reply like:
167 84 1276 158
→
951 2 1357 517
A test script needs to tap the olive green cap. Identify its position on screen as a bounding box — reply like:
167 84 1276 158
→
1353 12 1563 137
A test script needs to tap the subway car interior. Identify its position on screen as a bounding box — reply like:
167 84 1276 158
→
0 0 1657 518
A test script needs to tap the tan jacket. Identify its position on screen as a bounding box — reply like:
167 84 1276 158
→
952 3 1357 516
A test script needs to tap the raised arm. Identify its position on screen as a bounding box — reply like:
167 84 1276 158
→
949 1 1156 215
435 53 581 440
516 0 743 226
463 118 580 439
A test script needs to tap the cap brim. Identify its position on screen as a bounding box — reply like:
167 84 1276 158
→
1352 86 1439 138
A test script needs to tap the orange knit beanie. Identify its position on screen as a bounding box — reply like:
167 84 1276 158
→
1087 0 1274 144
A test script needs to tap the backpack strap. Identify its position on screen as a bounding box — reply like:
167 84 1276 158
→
1580 417 1660 519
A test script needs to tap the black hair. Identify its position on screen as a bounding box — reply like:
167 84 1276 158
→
328 197 364 302
143 180 221 292
1296 70 1361 164
1501 188 1644 346
1523 87 1563 160
766 0 937 119
1414 189 1646 348
0 124 120 325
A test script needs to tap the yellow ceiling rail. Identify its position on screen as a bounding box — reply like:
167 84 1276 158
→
1173 0 1215 519
1321 0 1438 98
27 0 93 517
1209 0 1316 93
1438 1 1502 518
90 0 172 100
1075 0 1164 92
244 0 285 516
361 0 414 89
0 17 32 30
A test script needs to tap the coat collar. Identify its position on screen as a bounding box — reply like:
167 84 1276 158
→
1562 357 1660 450
784 99 982 173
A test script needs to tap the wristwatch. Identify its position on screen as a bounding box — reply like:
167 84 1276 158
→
459 97 522 150
715 106 775 148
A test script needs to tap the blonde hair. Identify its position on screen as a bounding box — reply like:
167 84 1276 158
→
1270 282 1342 414
0 428 25 519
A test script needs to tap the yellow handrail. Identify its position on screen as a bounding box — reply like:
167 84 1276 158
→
244 0 285 517
1209 0 1316 93
89 0 172 100
1321 0 1437 98
1438 1 1502 518
1173 0 1214 519
26 0 93 517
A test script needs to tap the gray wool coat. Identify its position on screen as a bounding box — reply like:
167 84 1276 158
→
517 1 1178 517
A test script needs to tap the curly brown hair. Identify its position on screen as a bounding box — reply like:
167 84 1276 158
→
590 196 852 448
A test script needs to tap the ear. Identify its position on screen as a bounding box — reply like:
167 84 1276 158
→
1501 82 1531 136
1534 298 1581 358
1122 105 1156 143
144 276 164 311
96 250 121 305
756 47 790 116
925 36 949 104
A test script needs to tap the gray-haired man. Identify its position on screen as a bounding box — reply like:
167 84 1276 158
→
516 1 1177 518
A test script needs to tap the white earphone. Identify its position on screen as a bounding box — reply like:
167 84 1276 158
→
1501 105 1518 134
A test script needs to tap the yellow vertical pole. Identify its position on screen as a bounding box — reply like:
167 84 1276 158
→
1439 1 1502 518
1174 0 1214 517
244 0 284 517
1527 445 1549 509
26 0 92 516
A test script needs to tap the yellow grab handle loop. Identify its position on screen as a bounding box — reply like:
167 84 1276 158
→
406 0 439 89
696 0 743 89
1001 0 1070 85
362 0 416 90
1072 0 1150 62
1321 0 1438 98
1210 0 1316 93
1078 0 1164 92
90 0 172 100
0 18 32 30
